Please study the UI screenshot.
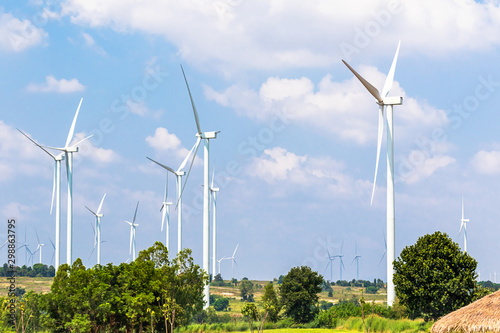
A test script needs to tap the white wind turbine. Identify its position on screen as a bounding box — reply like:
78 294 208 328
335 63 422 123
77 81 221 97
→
147 144 200 253
85 193 106 265
17 130 64 271
216 256 226 275
332 240 345 281
40 98 92 265
352 241 361 281
226 244 239 279
323 249 336 283
343 41 403 306
210 168 220 278
180 65 220 309
459 197 470 253
125 202 140 261
34 229 45 264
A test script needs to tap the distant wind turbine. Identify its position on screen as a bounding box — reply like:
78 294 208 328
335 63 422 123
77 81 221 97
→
459 197 470 253
17 129 64 271
343 41 403 306
180 65 220 309
332 240 345 281
147 140 200 254
352 241 361 281
323 249 336 283
34 229 45 264
379 232 387 267
125 202 140 260
222 244 239 279
86 193 106 265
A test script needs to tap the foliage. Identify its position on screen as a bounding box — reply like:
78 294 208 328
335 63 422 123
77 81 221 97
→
213 298 229 311
0 263 55 277
240 280 255 302
365 286 378 294
36 242 206 332
241 302 272 333
262 283 281 322
477 280 500 291
393 231 481 321
279 266 323 323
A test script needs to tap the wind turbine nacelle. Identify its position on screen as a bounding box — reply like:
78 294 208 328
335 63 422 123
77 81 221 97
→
382 96 403 105
198 131 219 139
211 188 220 192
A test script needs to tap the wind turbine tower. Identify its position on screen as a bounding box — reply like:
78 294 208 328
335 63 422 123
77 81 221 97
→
86 193 106 265
333 240 345 281
210 169 219 278
125 202 140 261
343 41 403 306
352 241 361 281
181 65 220 309
459 197 469 253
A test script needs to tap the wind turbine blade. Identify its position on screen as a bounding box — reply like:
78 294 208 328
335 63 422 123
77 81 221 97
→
371 105 384 205
146 157 176 174
340 239 344 254
85 206 96 216
378 251 386 267
177 137 201 208
50 164 56 214
133 201 139 223
97 193 106 215
211 164 215 189
35 228 40 244
17 129 56 158
323 261 331 275
65 98 83 148
177 138 201 172
180 64 202 135
459 222 464 234
233 243 239 257
69 134 94 148
129 227 133 255
381 40 401 98
161 204 166 232
164 175 169 202
342 60 382 103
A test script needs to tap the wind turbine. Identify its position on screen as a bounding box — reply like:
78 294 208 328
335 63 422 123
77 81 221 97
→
38 98 91 266
342 41 403 306
352 241 361 281
459 197 469 253
216 256 226 275
34 229 45 264
147 150 201 253
332 240 345 281
85 193 106 265
323 249 336 283
160 175 172 250
226 244 239 279
210 168 220 278
180 65 220 309
125 202 140 261
17 130 64 271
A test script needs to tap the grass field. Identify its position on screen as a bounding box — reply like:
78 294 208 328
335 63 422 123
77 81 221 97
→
0 276 52 296
263 329 353 333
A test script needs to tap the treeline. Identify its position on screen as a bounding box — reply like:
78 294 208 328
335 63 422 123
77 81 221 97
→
0 263 55 277
0 242 207 333
478 280 500 291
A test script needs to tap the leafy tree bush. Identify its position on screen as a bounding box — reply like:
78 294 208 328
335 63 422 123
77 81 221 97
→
393 231 481 321
365 286 378 294
213 298 229 311
262 283 280 322
279 266 323 323
240 280 254 302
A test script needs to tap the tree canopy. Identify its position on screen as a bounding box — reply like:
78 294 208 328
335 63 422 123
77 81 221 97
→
279 266 323 323
393 231 483 321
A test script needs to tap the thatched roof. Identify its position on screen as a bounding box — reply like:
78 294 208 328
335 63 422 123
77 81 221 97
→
432 290 500 333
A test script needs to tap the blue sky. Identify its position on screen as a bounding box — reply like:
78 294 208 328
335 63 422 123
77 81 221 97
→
1 0 500 282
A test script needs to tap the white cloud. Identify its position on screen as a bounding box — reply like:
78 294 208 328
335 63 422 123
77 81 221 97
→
206 70 447 145
145 127 202 166
125 100 162 118
72 132 121 164
0 12 47 52
471 150 500 175
81 32 106 55
247 146 363 198
398 152 456 184
2 202 31 220
61 0 500 72
27 75 86 93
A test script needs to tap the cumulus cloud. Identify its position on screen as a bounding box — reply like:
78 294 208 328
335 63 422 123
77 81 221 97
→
247 146 365 198
61 0 500 72
27 76 86 93
471 150 500 175
0 12 47 52
72 132 121 164
145 127 202 166
82 32 106 55
206 70 447 145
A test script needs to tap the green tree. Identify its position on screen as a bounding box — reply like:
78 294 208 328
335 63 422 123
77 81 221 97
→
213 298 229 311
241 302 272 333
240 280 255 302
279 266 323 323
393 231 481 321
262 283 280 322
